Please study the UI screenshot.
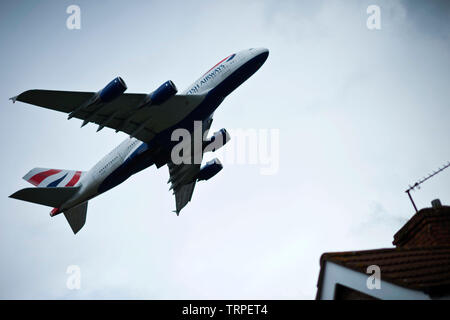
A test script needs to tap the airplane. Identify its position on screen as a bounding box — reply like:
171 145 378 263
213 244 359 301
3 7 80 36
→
9 48 269 234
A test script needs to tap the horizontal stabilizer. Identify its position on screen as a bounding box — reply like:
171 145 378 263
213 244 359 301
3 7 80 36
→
9 187 79 208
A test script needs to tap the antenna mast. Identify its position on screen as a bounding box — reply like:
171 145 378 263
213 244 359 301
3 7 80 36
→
405 161 450 212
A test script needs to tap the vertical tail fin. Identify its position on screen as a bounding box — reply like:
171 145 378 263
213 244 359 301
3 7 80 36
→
23 168 84 188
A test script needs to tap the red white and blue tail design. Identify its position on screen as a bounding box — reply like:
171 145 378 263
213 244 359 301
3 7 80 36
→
23 168 85 188
11 168 87 234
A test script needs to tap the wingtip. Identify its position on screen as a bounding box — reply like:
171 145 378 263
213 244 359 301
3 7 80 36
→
172 210 180 216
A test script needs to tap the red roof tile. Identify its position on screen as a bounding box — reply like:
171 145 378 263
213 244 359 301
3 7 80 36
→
320 246 450 296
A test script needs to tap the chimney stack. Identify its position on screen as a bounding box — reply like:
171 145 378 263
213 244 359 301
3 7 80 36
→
431 199 442 208
393 200 450 248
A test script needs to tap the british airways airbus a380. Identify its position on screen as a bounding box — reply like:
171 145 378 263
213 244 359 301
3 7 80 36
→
9 48 269 234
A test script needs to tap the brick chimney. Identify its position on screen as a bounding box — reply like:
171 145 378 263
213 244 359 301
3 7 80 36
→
393 200 450 248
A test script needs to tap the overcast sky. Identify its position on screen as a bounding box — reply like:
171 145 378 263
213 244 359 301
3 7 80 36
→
0 0 449 299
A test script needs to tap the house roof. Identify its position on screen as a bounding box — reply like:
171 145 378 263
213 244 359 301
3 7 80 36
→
319 246 450 297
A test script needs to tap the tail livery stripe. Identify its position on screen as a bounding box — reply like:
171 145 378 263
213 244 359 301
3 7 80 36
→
65 171 82 187
24 168 84 187
28 169 62 186
47 173 68 187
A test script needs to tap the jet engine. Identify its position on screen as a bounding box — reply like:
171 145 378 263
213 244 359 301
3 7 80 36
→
204 128 231 152
147 80 178 105
98 76 128 103
68 76 127 119
196 158 223 182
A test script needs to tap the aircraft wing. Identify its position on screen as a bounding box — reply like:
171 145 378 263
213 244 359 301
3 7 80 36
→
167 117 213 214
168 162 200 215
11 89 205 143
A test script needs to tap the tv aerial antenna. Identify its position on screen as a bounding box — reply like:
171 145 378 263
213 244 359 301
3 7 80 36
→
405 161 450 212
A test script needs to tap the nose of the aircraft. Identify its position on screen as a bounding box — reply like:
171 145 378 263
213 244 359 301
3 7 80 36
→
251 47 269 56
260 47 269 60
251 47 269 66
253 47 269 62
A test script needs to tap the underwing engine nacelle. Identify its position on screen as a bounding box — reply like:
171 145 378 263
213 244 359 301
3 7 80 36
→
196 158 223 182
98 76 128 103
203 128 231 152
150 80 178 105
138 81 178 109
68 76 127 119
